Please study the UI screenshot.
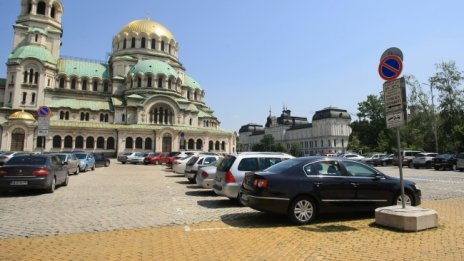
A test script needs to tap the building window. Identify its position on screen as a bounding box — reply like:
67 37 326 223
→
52 136 61 149
35 34 38 42
135 137 143 149
23 71 28 83
194 91 197 100
59 77 65 88
122 114 125 122
71 78 77 89
141 37 146 48
187 90 191 100
85 113 89 121
29 69 33 83
93 80 98 91
97 137 105 149
8 92 12 103
151 39 156 49
123 39 127 49
22 92 27 104
334 139 337 147
82 79 87 90
65 111 69 120
103 81 109 92
80 112 85 121
168 44 171 54
104 114 108 122
37 1 46 15
60 111 65 120
125 137 133 149
321 140 324 147
34 72 39 84
107 137 115 150
86 137 94 149
75 136 84 149
64 136 72 148
137 77 142 87
31 93 36 103
100 114 104 122
147 76 152 87
189 118 192 125
145 138 152 150
161 41 165 51
157 78 163 88
47 78 50 86
51 6 56 18
131 37 135 48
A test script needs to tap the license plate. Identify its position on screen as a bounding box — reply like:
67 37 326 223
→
10 181 28 185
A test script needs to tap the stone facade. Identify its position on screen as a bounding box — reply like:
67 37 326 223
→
239 107 352 155
0 0 235 155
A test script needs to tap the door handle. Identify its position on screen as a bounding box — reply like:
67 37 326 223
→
350 182 358 187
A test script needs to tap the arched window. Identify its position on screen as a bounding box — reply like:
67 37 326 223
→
145 138 152 150
103 81 109 92
196 139 203 150
85 113 89 121
194 92 197 100
141 37 146 48
100 114 104 122
59 77 65 88
168 44 171 54
107 137 115 150
151 39 156 49
31 93 36 103
80 112 85 121
86 137 94 149
215 141 220 150
123 39 127 49
221 141 226 151
60 111 65 120
131 37 136 48
158 77 163 88
53 135 61 149
188 139 194 150
82 79 88 90
122 114 125 122
93 80 98 91
22 92 27 104
147 76 152 87
161 41 165 51
209 141 214 151
28 1 32 14
168 79 172 89
75 136 84 149
189 118 192 125
125 137 133 149
137 77 142 87
23 71 28 83
64 136 73 148
104 114 108 122
97 137 105 149
51 6 56 18
35 34 38 42
71 78 77 89
29 69 33 83
187 90 191 100
37 1 46 15
65 111 69 120
34 72 39 84
135 137 143 149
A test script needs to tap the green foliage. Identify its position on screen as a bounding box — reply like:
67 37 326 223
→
288 142 303 157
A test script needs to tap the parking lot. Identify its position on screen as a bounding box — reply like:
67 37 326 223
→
0 161 463 238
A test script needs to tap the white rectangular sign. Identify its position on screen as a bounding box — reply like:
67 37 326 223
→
38 117 50 137
38 129 48 137
386 111 406 129
383 78 405 113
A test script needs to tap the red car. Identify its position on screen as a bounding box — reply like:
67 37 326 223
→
163 152 180 168
144 152 168 165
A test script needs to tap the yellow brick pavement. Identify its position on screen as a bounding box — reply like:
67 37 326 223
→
1 198 463 261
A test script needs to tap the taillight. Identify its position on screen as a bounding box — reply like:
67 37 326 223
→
0 170 7 176
225 171 236 183
32 168 49 176
253 178 268 189
201 172 208 178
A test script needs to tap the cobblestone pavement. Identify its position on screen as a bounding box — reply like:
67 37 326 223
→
0 161 463 239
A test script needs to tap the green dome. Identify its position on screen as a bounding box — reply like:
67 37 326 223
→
185 75 202 90
9 45 57 65
128 60 178 78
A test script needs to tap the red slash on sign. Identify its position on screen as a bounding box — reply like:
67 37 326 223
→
378 55 403 81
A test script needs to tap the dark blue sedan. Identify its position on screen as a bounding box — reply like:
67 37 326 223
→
239 157 421 225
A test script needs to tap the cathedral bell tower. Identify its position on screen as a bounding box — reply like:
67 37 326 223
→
4 0 64 110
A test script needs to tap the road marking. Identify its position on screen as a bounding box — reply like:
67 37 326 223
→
408 178 464 184
184 225 236 232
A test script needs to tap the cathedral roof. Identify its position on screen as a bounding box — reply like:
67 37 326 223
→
184 75 202 90
49 99 112 111
117 19 176 42
9 45 57 65
8 111 36 121
128 59 178 78
312 107 351 121
58 59 109 79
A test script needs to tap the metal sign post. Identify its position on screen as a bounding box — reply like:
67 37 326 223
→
37 106 51 152
396 127 405 209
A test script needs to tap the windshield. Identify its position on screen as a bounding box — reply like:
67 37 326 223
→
75 153 86 159
6 156 47 165
56 154 66 161
264 158 301 173
217 156 235 171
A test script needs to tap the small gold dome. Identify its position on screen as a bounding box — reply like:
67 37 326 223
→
8 111 36 121
118 19 176 41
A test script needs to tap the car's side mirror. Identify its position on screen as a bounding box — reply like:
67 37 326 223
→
62 161 68 165
373 174 383 180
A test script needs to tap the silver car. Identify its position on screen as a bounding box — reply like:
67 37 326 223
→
55 153 80 175
412 152 437 169
213 152 294 200
185 154 221 183
195 158 223 189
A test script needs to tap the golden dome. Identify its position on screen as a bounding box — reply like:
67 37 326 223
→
118 19 176 41
8 111 36 121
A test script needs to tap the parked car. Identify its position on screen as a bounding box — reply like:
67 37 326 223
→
392 150 421 167
93 153 110 167
362 153 386 165
239 157 421 225
144 152 168 165
370 154 394 166
172 154 198 174
73 152 96 172
127 152 149 164
456 152 464 172
162 152 180 168
0 154 69 193
117 152 132 164
0 152 30 166
185 155 222 183
54 153 80 175
412 153 437 169
196 158 224 189
213 152 294 200
433 153 457 171
342 153 365 161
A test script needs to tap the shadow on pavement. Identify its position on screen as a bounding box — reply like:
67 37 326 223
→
176 181 190 185
165 174 184 178
0 189 48 198
197 199 244 209
186 190 217 197
221 212 293 228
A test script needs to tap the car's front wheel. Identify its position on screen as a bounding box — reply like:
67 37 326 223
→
47 177 56 193
288 196 317 225
62 174 69 186
408 161 414 168
394 192 414 206
75 167 80 175
104 161 110 167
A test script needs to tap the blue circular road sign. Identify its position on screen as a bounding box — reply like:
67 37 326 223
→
378 55 403 81
37 106 51 117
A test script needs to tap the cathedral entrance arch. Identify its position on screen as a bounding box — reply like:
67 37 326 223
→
11 128 25 151
162 134 172 152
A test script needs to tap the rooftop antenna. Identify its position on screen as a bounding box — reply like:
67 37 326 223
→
269 106 272 116
146 12 151 20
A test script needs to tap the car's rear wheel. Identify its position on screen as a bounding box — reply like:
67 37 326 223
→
451 164 457 171
395 192 413 206
288 196 317 225
382 161 387 166
122 162 126 164
408 161 414 168
75 167 80 175
155 160 160 165
188 175 196 184
434 166 440 171
47 177 56 193
62 174 69 186
104 161 110 167
91 164 95 171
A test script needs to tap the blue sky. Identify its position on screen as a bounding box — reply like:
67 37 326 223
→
1 0 463 132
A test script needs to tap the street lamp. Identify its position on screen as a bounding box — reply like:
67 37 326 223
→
423 82 439 152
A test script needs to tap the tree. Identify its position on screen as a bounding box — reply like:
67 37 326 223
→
288 142 303 157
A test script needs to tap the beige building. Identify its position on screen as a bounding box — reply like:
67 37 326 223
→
239 107 352 155
0 0 235 155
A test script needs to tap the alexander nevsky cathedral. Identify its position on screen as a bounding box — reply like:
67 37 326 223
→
0 0 236 155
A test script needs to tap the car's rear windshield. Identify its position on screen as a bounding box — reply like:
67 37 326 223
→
217 156 236 171
264 158 301 173
6 156 47 165
55 154 66 161
169 152 179 157
75 153 86 159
